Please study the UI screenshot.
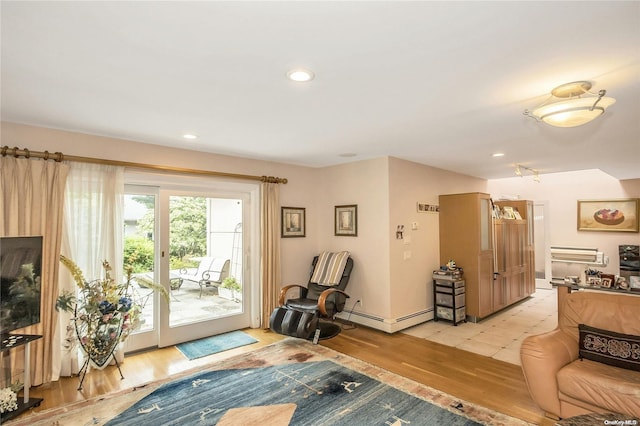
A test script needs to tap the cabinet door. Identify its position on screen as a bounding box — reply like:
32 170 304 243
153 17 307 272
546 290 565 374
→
480 197 492 251
494 221 506 273
506 271 526 304
507 222 527 268
493 275 507 312
478 251 494 318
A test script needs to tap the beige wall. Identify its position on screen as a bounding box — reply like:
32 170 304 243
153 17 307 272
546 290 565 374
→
1 121 307 180
386 158 486 329
3 122 638 332
317 158 391 319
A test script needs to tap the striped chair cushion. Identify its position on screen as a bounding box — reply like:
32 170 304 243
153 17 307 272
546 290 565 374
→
310 251 350 286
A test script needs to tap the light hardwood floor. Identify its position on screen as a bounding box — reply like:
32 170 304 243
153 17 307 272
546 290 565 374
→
15 325 554 425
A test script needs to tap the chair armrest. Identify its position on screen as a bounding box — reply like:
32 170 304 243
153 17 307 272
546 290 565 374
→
317 289 350 317
201 270 221 282
520 328 578 417
278 284 307 306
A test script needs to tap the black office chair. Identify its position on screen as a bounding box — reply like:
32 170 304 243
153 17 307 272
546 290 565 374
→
270 254 354 341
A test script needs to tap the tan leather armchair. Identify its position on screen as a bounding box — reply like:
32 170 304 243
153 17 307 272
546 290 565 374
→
520 291 640 420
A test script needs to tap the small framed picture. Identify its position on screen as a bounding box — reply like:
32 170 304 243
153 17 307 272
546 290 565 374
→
281 207 305 238
417 202 439 213
335 204 357 237
586 276 602 287
600 274 615 289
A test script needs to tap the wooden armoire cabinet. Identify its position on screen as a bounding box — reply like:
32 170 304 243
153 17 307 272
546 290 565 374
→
439 192 495 320
438 193 535 322
494 200 536 304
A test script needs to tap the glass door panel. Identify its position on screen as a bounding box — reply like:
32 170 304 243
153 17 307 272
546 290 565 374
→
159 191 249 347
534 202 552 289
480 197 491 251
123 180 254 351
122 186 159 352
167 195 244 327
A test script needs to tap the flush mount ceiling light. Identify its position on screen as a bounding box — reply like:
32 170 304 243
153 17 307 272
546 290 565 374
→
523 81 616 128
286 68 315 83
182 134 198 140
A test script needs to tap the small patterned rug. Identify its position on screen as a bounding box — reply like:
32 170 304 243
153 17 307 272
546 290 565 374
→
176 330 258 360
10 338 532 426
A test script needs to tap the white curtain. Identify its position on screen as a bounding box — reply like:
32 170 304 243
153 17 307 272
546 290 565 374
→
260 181 281 329
58 162 124 377
0 157 69 385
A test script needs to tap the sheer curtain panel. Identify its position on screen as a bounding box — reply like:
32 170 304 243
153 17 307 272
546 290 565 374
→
58 162 124 377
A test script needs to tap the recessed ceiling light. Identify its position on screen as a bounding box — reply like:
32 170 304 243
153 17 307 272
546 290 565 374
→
286 68 315 83
492 153 505 157
183 134 198 140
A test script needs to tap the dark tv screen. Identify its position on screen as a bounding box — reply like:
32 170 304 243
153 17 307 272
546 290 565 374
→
0 236 43 335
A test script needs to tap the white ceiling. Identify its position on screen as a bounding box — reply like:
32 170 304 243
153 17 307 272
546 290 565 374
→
2 1 639 180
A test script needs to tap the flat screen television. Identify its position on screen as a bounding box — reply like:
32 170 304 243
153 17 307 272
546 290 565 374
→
0 236 43 336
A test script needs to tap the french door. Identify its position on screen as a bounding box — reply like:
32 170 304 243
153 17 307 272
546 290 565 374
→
534 202 551 289
122 177 258 352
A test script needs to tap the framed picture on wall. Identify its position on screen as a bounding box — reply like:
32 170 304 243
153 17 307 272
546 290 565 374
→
577 199 639 232
281 207 305 238
335 204 357 236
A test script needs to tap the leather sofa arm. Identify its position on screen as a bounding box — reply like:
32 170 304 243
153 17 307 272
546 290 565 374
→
520 329 578 417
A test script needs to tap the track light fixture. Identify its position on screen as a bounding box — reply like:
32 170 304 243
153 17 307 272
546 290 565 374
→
515 164 540 182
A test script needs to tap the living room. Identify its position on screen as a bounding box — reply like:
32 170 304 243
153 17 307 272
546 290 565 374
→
3 115 639 426
1 2 639 425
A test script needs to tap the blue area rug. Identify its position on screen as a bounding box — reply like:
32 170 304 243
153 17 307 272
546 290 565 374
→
176 331 258 360
106 360 480 425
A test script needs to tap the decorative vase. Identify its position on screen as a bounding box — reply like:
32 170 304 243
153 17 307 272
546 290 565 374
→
74 301 125 369
57 255 169 390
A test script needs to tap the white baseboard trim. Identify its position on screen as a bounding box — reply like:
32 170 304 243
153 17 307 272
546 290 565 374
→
336 308 434 333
